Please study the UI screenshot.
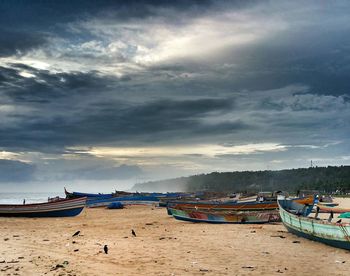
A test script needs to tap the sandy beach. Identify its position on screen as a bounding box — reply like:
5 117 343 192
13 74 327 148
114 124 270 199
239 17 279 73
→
1 199 350 276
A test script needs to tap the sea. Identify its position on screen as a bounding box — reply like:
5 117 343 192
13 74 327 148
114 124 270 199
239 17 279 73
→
0 192 65 204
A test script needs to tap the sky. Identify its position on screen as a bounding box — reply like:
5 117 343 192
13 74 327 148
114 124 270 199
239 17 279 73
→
0 0 349 192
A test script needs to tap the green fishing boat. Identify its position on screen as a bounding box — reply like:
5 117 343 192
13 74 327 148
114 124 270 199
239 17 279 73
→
278 197 350 250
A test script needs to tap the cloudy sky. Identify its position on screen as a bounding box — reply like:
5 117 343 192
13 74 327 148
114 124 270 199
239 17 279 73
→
0 0 349 192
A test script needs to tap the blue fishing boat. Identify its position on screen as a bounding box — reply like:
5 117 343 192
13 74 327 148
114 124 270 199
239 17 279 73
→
64 188 131 199
278 196 350 250
87 195 159 208
0 197 86 217
64 188 188 201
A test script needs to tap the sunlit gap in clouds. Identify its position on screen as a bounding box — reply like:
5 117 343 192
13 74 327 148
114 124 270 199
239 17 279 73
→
0 151 24 161
0 7 286 77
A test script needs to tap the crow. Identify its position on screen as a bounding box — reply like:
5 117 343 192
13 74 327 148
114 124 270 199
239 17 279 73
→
104 245 108 254
131 229 136 237
72 231 80 237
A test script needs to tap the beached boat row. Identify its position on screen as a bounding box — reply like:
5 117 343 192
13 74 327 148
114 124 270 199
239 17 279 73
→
65 188 195 208
166 193 350 250
64 188 191 200
2 188 350 252
0 189 195 217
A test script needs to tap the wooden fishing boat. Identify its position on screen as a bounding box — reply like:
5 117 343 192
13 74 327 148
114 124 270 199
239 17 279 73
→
167 195 314 213
0 197 86 217
318 195 337 204
317 201 339 207
167 200 276 211
278 197 350 250
64 188 131 199
315 204 350 214
170 208 280 224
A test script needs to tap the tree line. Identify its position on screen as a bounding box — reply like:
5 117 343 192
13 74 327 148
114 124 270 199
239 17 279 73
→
132 166 350 193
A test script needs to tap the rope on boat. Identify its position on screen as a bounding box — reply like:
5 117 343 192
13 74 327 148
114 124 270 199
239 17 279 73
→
339 224 350 242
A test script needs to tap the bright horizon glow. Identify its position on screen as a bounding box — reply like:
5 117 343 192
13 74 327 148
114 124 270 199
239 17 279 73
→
70 143 287 158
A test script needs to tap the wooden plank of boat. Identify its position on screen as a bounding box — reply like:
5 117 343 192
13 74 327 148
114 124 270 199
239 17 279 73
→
0 197 86 217
278 198 350 250
170 208 280 224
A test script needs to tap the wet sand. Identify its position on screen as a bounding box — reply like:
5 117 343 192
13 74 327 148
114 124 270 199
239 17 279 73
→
1 199 350 275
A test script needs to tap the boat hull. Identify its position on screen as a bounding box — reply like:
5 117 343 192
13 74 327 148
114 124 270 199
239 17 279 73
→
0 197 86 217
284 224 350 250
168 195 314 213
170 208 280 224
172 214 268 224
168 201 278 211
318 202 339 207
0 207 84 217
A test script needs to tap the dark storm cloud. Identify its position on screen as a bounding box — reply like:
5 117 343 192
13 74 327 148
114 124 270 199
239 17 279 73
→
148 29 350 98
0 97 242 151
257 92 350 112
0 160 35 182
0 65 117 103
0 28 47 57
0 0 349 186
0 0 215 59
0 66 18 84
225 29 350 96
0 61 348 153
0 0 214 27
71 98 238 143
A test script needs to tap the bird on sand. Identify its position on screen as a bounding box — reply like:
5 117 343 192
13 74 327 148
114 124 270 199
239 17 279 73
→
104 245 108 254
72 231 80 237
131 229 136 237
